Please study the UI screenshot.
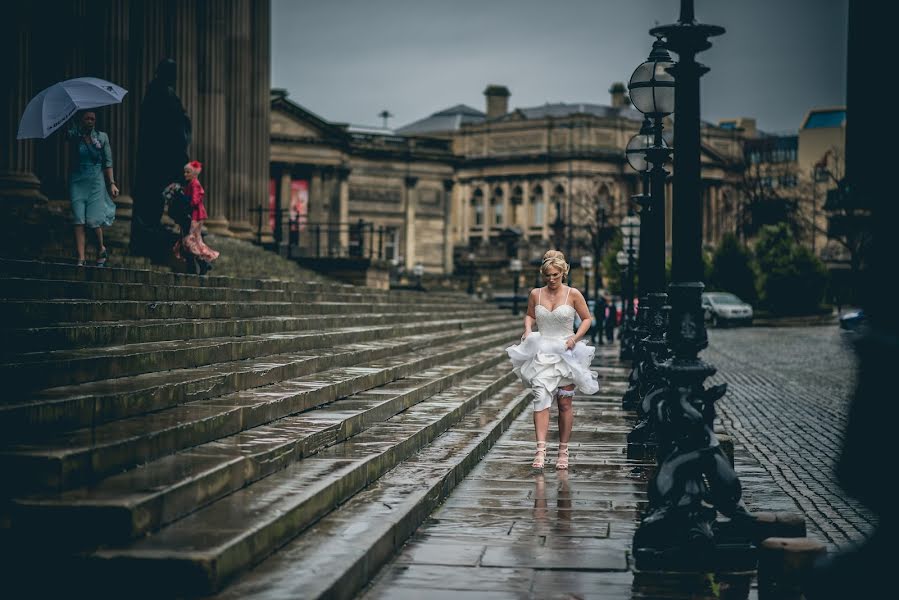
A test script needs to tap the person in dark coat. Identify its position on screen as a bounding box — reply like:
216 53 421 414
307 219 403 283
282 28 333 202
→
604 295 616 343
131 58 191 259
594 294 608 345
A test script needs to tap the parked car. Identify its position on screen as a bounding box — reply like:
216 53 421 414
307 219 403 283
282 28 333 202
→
839 308 865 331
701 292 753 327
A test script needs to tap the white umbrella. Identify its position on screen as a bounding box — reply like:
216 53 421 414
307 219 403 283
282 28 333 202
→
17 77 128 139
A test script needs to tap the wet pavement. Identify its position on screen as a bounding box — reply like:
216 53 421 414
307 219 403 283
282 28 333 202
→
358 344 699 600
359 330 859 600
705 326 875 551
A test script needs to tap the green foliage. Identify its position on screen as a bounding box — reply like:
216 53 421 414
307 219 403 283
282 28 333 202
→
601 232 623 294
708 234 757 304
755 223 829 315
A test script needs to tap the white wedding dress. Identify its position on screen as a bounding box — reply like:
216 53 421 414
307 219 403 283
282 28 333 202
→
506 287 600 411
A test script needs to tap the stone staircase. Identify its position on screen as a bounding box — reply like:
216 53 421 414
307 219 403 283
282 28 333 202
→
0 258 527 598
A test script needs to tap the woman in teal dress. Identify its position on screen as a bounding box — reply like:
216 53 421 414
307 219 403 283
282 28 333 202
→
67 110 118 266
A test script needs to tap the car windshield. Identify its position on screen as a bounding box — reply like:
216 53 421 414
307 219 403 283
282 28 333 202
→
706 293 743 305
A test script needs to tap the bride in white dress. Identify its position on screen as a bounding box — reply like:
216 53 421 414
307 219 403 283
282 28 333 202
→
506 250 599 470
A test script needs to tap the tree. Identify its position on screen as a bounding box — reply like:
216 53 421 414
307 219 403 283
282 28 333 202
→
568 178 618 290
754 223 828 315
708 233 757 304
601 232 623 295
798 148 871 276
735 137 804 241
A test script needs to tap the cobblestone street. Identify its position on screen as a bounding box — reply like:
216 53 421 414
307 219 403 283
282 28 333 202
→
706 325 876 550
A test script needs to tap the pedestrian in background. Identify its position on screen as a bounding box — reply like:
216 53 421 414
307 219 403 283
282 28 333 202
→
174 160 218 275
67 110 118 266
595 294 608 345
604 294 616 343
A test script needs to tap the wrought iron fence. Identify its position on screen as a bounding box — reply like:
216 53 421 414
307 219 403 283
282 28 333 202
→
249 206 394 260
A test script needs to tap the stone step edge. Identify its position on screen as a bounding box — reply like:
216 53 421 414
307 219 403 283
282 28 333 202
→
0 314 514 392
0 319 517 435
78 379 528 595
0 257 349 292
0 273 468 304
9 355 514 548
0 258 470 302
237 385 532 600
0 298 505 327
3 307 486 353
5 306 480 335
2 328 519 493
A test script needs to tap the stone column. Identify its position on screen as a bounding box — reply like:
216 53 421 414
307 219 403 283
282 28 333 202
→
501 181 511 227
482 183 490 243
337 165 351 252
443 178 454 274
197 0 231 236
457 182 469 244
250 0 271 246
1 4 47 249
225 0 254 239
520 180 531 232
404 175 418 269
542 179 552 240
279 168 292 246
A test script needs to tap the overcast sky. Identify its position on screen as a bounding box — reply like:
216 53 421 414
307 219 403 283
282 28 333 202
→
271 0 847 135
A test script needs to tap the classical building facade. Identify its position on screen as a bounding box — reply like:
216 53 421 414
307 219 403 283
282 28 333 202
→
272 84 747 276
5 0 271 252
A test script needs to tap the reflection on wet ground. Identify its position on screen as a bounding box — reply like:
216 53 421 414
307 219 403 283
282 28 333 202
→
359 345 761 600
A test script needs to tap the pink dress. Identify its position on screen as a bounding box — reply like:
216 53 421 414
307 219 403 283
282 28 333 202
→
175 178 219 263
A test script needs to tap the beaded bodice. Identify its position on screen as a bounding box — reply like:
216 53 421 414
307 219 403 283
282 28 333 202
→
535 303 575 338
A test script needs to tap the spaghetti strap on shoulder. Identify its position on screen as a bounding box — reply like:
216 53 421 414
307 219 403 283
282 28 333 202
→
538 288 542 306
565 286 571 305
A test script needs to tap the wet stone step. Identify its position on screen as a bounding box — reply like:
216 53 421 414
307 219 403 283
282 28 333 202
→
73 380 530 597
0 298 504 326
0 258 339 291
0 314 513 392
9 357 514 548
1 328 518 493
0 275 468 306
0 258 473 305
0 321 516 435
0 277 288 303
211 385 531 600
6 306 482 352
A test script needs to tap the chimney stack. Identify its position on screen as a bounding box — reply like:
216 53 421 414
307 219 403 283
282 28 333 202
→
609 82 628 108
484 85 510 119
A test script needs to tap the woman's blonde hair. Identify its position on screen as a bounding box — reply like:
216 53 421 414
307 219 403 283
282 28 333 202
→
540 250 569 278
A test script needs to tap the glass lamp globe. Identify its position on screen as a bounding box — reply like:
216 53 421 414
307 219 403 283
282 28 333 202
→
628 40 675 117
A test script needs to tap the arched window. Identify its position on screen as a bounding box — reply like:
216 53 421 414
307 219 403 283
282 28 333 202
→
531 185 545 227
471 188 484 226
510 185 523 225
551 184 565 222
491 186 504 226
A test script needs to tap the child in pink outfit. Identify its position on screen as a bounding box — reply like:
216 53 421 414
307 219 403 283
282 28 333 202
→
175 160 219 273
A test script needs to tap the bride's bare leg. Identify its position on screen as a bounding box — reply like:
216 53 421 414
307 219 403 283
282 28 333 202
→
533 406 550 468
556 385 575 469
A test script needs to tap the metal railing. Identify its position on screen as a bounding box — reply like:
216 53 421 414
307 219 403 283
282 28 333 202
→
249 206 394 260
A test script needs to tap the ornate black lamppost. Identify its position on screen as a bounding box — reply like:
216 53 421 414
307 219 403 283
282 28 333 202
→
581 254 593 305
632 0 754 571
621 44 675 419
466 252 476 295
509 258 522 315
